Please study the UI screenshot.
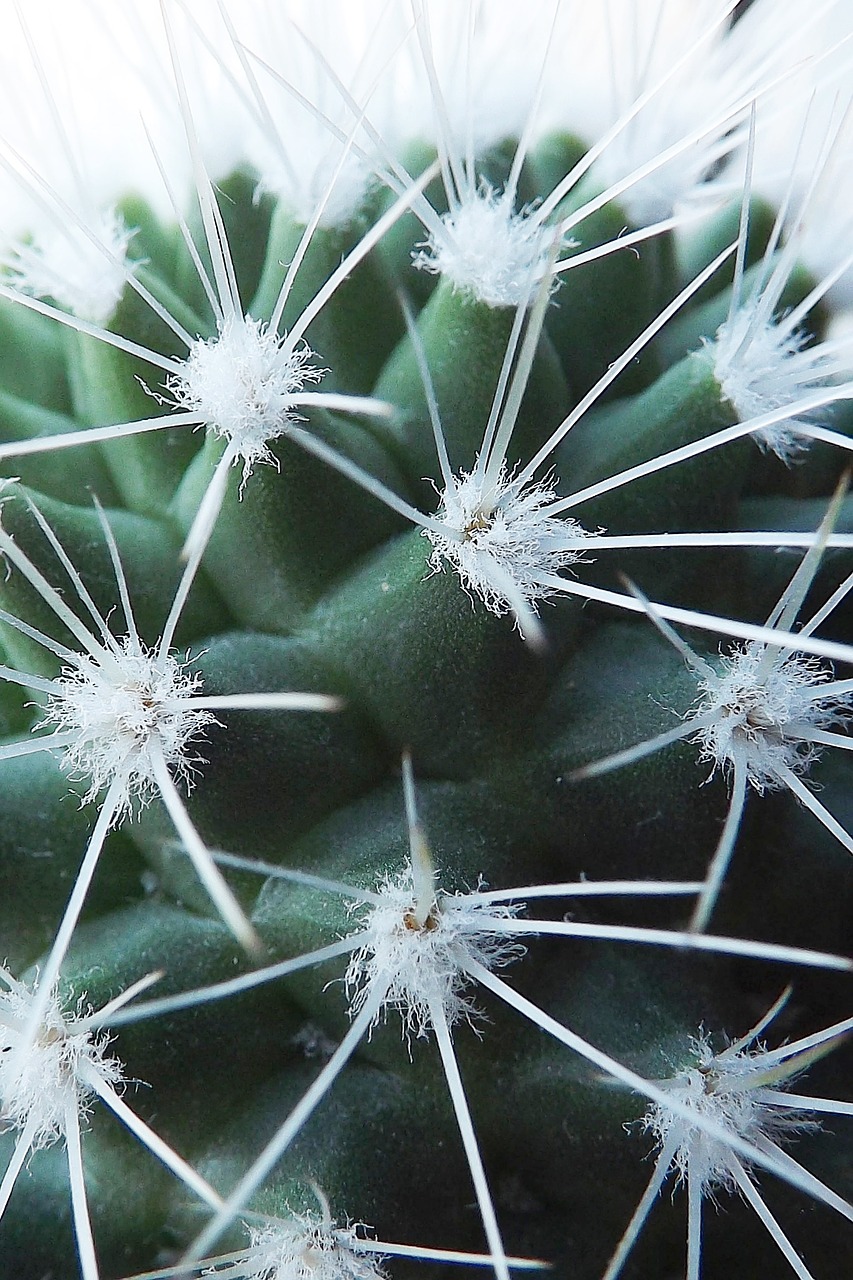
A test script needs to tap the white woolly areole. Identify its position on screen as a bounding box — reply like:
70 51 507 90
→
413 187 556 308
252 141 374 232
424 466 592 626
5 206 135 324
196 0 392 229
43 637 214 816
244 1218 384 1280
743 84 853 312
592 108 719 228
558 0 817 227
167 317 324 482
345 868 523 1040
562 8 730 226
710 315 833 463
393 0 551 156
0 982 122 1149
689 642 845 791
646 1031 819 1195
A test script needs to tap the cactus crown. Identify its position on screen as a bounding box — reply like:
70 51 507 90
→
0 4 850 1280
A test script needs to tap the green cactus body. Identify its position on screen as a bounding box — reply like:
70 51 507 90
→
0 5 850 1280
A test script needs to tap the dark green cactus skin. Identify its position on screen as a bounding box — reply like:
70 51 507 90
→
0 131 850 1280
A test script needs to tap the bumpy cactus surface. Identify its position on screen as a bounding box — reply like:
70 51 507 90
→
0 4 850 1279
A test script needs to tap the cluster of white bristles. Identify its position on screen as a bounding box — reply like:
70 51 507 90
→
648 1028 817 1196
167 317 325 483
413 186 558 308
692 643 845 791
425 465 592 627
44 637 213 810
0 977 121 1150
344 861 523 1042
6 206 136 326
601 996 853 1280
241 1217 384 1280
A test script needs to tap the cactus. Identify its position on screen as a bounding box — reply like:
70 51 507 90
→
0 3 850 1278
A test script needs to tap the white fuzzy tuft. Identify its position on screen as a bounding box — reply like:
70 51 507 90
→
191 0 395 230
646 1029 820 1195
167 316 325 483
5 206 136 324
557 2 744 226
557 0 826 227
708 259 853 461
413 185 556 308
253 142 374 233
741 76 853 314
710 315 821 462
592 102 721 228
43 637 214 817
424 464 592 627
344 866 524 1041
689 642 846 791
243 1217 384 1280
0 978 122 1150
